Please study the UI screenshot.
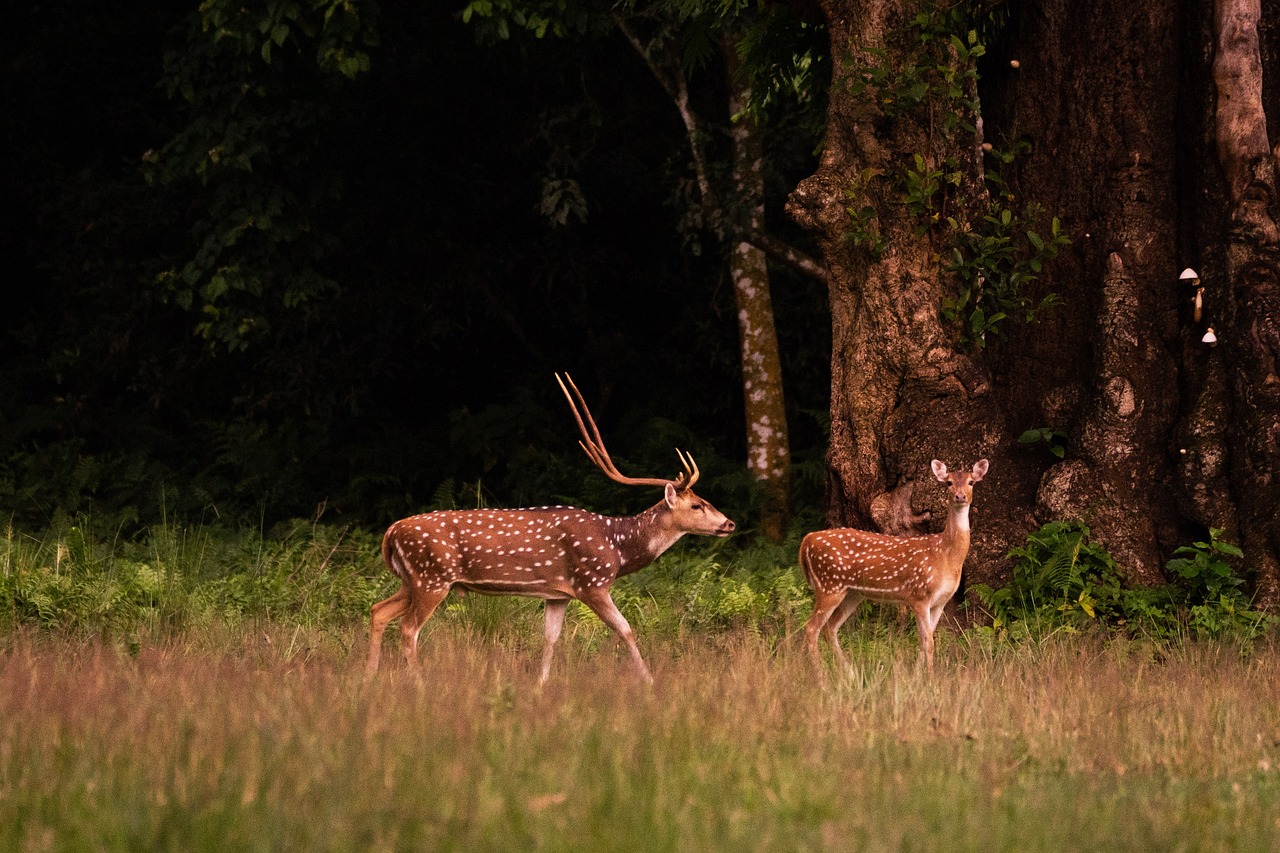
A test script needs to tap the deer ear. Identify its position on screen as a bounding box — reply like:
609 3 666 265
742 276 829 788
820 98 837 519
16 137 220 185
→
664 482 678 508
971 459 990 481
931 460 948 482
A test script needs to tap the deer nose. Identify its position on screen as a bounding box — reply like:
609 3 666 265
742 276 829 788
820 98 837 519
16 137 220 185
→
720 519 736 533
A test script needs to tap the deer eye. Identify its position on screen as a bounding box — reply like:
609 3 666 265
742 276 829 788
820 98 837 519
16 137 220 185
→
691 503 705 512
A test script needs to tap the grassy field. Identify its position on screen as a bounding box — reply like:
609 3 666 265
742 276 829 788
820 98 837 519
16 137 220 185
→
2 619 1279 852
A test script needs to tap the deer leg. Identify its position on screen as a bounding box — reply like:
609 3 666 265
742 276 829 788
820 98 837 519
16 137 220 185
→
823 593 863 672
398 585 450 669
925 601 949 670
804 590 845 667
912 602 936 673
367 585 412 678
577 589 653 684
538 598 569 686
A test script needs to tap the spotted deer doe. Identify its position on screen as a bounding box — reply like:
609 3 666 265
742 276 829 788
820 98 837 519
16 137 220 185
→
366 374 735 684
801 459 989 672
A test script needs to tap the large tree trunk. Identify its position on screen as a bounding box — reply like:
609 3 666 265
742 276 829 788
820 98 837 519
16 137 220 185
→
1211 0 1280 607
792 0 1280 606
994 2 1183 586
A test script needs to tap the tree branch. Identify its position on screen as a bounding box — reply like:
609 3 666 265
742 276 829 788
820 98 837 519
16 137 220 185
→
748 231 831 286
612 13 713 204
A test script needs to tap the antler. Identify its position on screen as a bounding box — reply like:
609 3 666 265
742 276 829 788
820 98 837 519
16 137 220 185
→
556 373 699 492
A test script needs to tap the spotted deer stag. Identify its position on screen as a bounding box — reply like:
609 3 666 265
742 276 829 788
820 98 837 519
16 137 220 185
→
801 459 989 672
366 374 735 684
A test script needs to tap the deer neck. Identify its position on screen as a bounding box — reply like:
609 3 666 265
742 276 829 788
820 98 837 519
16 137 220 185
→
611 503 685 575
939 502 973 563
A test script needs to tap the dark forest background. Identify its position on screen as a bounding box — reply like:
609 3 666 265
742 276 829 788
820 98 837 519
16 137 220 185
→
2 1 830 532
9 0 1280 615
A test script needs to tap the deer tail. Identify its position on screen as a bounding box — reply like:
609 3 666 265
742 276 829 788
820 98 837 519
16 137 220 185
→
798 533 817 590
381 527 408 581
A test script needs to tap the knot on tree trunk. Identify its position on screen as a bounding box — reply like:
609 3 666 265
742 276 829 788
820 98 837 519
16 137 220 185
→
870 479 931 535
1036 459 1098 522
786 170 847 236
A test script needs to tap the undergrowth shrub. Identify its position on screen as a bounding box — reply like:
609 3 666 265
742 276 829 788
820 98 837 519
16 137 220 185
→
5 513 1274 655
612 535 811 640
1 512 816 647
1166 527 1273 640
197 520 385 625
1 518 385 638
969 520 1274 643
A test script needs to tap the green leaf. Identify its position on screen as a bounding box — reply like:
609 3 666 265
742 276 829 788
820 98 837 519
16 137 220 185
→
1215 540 1244 558
970 307 986 333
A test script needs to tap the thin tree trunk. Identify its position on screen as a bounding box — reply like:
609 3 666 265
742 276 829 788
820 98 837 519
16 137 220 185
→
619 16 794 540
726 49 791 542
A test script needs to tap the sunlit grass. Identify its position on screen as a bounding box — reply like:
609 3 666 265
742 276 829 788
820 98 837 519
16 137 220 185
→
2 626 1278 852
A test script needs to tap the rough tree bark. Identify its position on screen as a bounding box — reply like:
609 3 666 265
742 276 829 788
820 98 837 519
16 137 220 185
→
792 0 1280 605
1210 0 1280 607
1001 2 1183 587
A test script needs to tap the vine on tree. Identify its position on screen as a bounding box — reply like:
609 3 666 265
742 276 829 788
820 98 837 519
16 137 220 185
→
841 1 1068 348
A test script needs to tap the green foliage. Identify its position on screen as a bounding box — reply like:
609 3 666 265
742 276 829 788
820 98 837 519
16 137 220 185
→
723 3 828 132
4 514 1276 666
971 521 1273 643
145 0 378 352
0 519 384 638
1167 528 1272 640
943 186 1069 348
196 521 386 626
8 1 832 541
461 0 606 41
845 3 985 132
0 513 822 647
901 152 951 226
619 535 811 636
1167 527 1245 599
842 167 888 254
1017 426 1068 459
2 522 184 635
970 520 1142 638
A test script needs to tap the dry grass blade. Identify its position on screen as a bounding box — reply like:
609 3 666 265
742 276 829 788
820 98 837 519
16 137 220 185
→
1 628 1279 851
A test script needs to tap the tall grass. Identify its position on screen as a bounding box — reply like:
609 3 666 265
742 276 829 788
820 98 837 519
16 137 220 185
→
1 628 1278 852
3 518 1279 850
